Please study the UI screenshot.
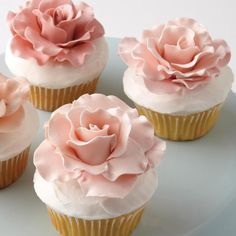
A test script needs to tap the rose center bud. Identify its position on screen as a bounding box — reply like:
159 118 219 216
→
53 5 74 25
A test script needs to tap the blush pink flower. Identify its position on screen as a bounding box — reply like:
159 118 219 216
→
34 94 165 198
0 74 29 133
119 18 231 92
7 0 105 67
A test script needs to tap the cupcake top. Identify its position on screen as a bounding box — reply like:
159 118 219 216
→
6 0 108 89
0 74 39 161
34 94 165 219
119 18 233 114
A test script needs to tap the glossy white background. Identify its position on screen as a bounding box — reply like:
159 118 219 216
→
0 0 235 91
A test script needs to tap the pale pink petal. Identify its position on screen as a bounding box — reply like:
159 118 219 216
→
34 140 79 182
0 100 6 117
33 9 67 44
104 138 148 181
24 27 62 56
163 44 199 64
146 138 166 168
53 4 75 24
76 125 109 142
73 94 132 112
213 39 231 67
55 42 93 66
129 115 154 151
8 8 40 37
108 108 132 158
67 134 117 165
118 37 143 68
78 173 137 198
38 0 73 12
79 109 120 137
62 153 108 175
157 25 195 55
10 35 50 65
47 112 75 157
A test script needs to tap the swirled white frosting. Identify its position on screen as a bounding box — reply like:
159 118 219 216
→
5 38 108 89
123 66 234 115
34 169 157 220
0 102 39 161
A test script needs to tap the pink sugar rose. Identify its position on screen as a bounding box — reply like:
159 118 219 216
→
119 18 231 92
34 94 165 198
0 74 29 132
7 0 105 67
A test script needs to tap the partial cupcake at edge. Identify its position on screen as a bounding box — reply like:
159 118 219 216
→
118 17 233 141
0 74 38 189
5 0 109 112
33 93 166 236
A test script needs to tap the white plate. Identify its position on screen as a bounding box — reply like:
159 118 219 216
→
0 38 235 236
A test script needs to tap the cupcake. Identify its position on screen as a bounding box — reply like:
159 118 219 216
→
6 0 108 112
33 94 165 236
118 18 233 141
0 74 38 189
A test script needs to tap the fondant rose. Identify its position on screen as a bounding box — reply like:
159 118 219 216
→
0 74 29 132
7 0 105 67
119 18 231 91
34 94 165 198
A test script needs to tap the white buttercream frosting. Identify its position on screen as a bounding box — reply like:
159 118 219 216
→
5 38 109 89
34 169 157 220
123 66 234 115
0 102 39 161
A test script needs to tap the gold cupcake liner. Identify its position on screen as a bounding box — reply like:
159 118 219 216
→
30 78 99 112
136 104 222 141
48 207 144 236
0 147 30 189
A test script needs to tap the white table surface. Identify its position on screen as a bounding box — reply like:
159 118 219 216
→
0 38 236 236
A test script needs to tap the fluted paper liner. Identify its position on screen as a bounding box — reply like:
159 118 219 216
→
30 78 99 112
136 104 222 141
0 147 30 189
48 207 144 236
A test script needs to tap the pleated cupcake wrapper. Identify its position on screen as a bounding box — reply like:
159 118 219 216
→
136 104 222 141
0 146 30 189
48 207 144 236
30 78 99 112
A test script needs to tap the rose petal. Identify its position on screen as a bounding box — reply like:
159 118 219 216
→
104 138 148 181
164 44 200 64
53 4 75 25
158 25 195 55
0 106 25 133
34 140 80 182
8 8 40 37
47 112 75 157
63 153 108 175
55 42 93 66
129 115 154 151
146 138 166 168
67 134 117 166
38 0 73 12
73 94 132 112
33 9 67 44
78 173 137 198
0 100 6 117
79 109 120 136
76 125 109 142
24 27 62 56
10 35 50 65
